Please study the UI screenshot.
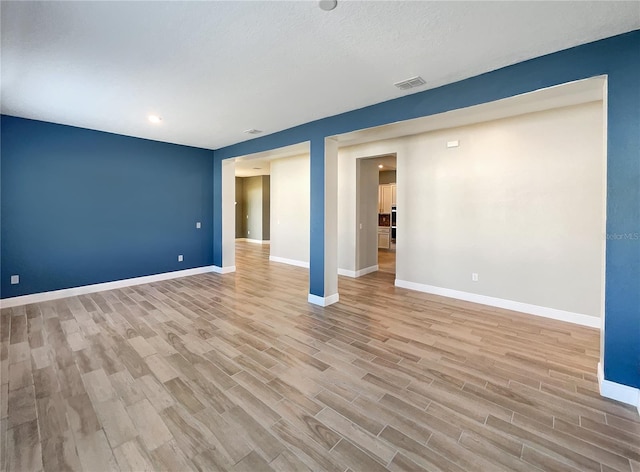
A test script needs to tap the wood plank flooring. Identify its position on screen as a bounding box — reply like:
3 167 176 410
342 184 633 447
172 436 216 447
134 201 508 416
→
377 249 396 274
2 241 639 471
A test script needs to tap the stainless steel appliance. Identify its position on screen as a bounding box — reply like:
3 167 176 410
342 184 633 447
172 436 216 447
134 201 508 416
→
391 205 396 242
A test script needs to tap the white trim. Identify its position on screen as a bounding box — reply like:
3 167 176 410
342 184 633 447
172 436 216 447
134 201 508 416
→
308 293 340 307
0 266 218 308
236 238 270 245
338 265 379 278
269 256 309 268
598 362 640 412
211 265 236 274
394 279 600 329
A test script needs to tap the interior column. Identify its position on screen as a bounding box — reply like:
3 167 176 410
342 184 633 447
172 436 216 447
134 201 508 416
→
308 136 339 306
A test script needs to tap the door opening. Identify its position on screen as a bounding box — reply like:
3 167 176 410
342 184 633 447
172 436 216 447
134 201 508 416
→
376 156 396 275
353 153 397 279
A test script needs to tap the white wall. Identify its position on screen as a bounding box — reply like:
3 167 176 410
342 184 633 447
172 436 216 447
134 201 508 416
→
221 159 236 269
338 139 407 272
270 154 310 265
243 176 263 240
339 101 605 318
356 158 380 271
337 149 357 272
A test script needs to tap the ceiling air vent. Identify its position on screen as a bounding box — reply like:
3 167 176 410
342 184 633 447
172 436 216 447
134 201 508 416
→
243 129 263 135
394 76 426 90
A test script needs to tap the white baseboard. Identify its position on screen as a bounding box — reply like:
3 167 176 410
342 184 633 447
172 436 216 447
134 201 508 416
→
236 238 270 245
308 293 340 307
338 265 378 278
394 279 601 329
212 265 236 274
598 362 640 413
0 266 218 308
269 256 309 268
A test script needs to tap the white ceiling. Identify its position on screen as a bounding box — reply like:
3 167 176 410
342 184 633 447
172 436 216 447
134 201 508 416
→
233 76 604 176
335 76 606 147
234 142 310 177
1 2 638 150
373 155 397 172
234 142 396 176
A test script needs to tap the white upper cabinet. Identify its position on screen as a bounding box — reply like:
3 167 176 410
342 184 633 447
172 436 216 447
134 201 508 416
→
378 184 395 213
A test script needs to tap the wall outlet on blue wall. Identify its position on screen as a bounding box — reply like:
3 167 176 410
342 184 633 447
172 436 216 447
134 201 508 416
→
10 275 19 285
178 255 183 262
196 222 201 229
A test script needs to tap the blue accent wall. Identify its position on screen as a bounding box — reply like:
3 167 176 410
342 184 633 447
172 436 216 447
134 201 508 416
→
212 155 223 268
309 136 326 297
213 30 640 389
1 116 214 298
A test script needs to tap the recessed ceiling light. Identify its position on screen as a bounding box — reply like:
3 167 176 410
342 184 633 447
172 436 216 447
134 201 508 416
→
243 129 262 135
148 115 162 124
378 164 384 169
319 0 337 11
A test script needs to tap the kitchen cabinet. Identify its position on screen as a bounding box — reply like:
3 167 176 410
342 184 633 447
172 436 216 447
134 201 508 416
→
378 226 390 249
378 184 395 214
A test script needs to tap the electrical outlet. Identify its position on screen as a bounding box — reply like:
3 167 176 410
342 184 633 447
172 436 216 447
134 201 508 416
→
247 230 250 235
10 275 19 285
178 255 183 262
472 273 479 282
196 222 201 229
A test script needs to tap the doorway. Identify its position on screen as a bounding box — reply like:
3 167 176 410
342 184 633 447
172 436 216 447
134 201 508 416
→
355 154 397 277
376 155 397 275
231 143 311 270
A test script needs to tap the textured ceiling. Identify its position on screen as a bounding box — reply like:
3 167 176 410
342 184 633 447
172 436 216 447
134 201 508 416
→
233 76 604 175
1 1 638 150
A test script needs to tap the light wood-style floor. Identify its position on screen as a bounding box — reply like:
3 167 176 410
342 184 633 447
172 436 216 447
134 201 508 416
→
377 249 396 274
2 241 639 472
